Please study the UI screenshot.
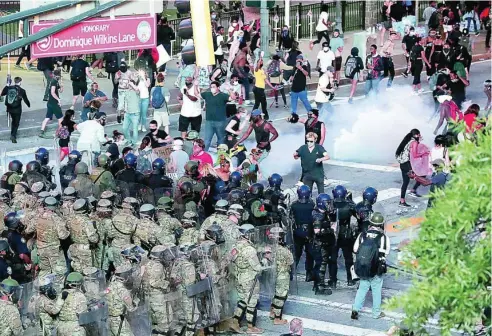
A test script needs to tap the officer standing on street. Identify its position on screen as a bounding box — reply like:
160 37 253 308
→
329 185 357 288
1 160 23 193
264 173 286 219
245 183 268 227
59 150 82 189
115 153 146 184
57 272 88 336
312 193 336 295
223 171 243 194
355 187 378 234
290 185 316 282
36 275 66 335
69 162 100 198
144 158 174 191
89 154 116 193
3 212 32 283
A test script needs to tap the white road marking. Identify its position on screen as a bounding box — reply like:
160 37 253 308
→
324 179 350 186
325 160 400 173
353 188 402 204
257 310 387 336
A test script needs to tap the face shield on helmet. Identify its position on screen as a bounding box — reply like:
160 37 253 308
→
214 199 229 214
316 193 332 213
332 185 348 200
228 189 245 205
227 203 245 224
68 150 82 163
35 148 49 166
268 173 283 189
297 185 311 203
205 224 225 245
249 183 264 198
38 275 57 300
268 226 286 244
182 211 198 228
120 244 146 264
239 224 255 242
8 160 23 174
229 171 242 188
139 203 156 220
362 187 378 205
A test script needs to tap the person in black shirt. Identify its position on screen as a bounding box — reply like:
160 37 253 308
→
146 120 170 149
288 108 326 145
442 70 469 108
284 41 302 81
37 57 56 101
278 25 293 51
157 17 175 72
401 27 418 77
409 38 426 93
436 42 455 70
144 158 173 191
115 153 145 184
290 54 312 115
236 109 279 160
70 55 94 110
57 109 77 162
1 76 30 143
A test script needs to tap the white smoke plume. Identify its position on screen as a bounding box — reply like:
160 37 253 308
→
259 84 438 177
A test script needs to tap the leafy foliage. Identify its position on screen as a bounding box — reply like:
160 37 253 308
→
387 126 491 335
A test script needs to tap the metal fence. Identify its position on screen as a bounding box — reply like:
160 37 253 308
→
0 0 21 56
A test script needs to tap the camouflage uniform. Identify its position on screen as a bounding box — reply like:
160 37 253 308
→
68 211 99 272
60 199 75 217
32 209 69 282
134 217 160 250
69 175 100 199
0 299 23 336
199 213 229 241
178 212 200 246
270 244 294 321
107 266 138 336
89 167 116 193
156 212 180 245
108 209 139 267
35 294 65 335
92 206 112 271
57 288 88 336
171 251 199 336
142 245 174 334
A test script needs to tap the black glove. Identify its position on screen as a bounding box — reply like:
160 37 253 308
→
61 291 69 300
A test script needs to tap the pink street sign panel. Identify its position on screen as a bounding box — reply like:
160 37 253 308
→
30 15 156 58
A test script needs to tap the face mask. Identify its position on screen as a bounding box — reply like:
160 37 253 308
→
185 81 192 87
232 23 238 27
149 128 157 132
443 48 450 52
333 33 339 38
452 78 458 82
233 80 238 85
409 32 415 36
323 47 329 52
120 66 128 73
307 141 315 148
211 14 216 19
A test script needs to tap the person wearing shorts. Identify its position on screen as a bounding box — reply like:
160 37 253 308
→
329 29 344 86
150 73 171 133
70 55 94 110
40 69 64 138
92 53 105 78
177 77 203 138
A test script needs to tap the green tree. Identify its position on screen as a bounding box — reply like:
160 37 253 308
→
387 127 491 335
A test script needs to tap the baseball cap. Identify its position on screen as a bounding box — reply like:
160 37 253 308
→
251 109 262 117
296 54 304 60
186 130 199 140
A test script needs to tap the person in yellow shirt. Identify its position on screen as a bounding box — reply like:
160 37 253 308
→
253 57 275 120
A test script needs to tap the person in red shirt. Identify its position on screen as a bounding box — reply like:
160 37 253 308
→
190 139 214 170
463 103 483 133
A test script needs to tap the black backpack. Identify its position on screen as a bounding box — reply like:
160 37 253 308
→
70 65 85 81
105 52 119 73
428 11 440 29
5 86 20 108
354 230 386 280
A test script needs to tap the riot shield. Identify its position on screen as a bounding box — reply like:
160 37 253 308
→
19 280 37 336
78 302 109 336
127 183 155 205
254 224 278 301
126 303 152 336
114 180 131 205
83 269 107 303
153 289 184 334
153 187 174 204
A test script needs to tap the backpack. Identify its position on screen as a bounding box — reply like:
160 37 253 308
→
5 86 20 107
212 32 219 52
344 56 358 78
267 60 281 78
105 52 119 73
136 150 152 173
354 230 385 280
70 65 85 81
428 11 440 29
151 87 166 109
410 45 419 62
56 125 70 140
134 56 150 72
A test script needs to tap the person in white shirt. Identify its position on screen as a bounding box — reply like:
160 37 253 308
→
316 42 335 76
76 112 109 164
214 26 229 65
136 69 151 132
177 76 203 139
423 1 437 26
169 138 189 178
310 4 332 50
314 66 335 116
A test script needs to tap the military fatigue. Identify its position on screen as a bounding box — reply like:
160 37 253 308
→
178 227 199 246
199 213 228 240
90 167 116 193
107 279 137 336
69 175 100 199
134 218 160 250
57 288 88 336
10 192 37 212
171 257 199 336
68 214 99 272
142 257 173 333
60 200 75 217
91 213 111 271
156 213 180 245
33 210 70 282
108 209 139 267
231 239 263 325
35 295 65 335
271 245 294 319
0 299 23 336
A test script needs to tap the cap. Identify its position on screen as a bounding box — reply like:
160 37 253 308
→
431 158 445 167
251 109 262 117
296 54 304 59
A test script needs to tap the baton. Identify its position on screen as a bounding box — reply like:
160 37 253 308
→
6 53 11 128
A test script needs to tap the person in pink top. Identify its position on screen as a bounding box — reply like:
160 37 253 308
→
190 139 214 170
408 133 431 198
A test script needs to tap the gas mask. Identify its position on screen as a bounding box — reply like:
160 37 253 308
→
409 31 415 36
46 286 57 300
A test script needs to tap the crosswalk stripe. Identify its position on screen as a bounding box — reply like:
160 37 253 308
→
353 188 402 204
257 310 387 336
325 160 400 173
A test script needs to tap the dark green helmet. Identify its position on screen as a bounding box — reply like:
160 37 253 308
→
75 162 89 175
0 278 20 295
73 198 89 213
369 212 385 226
97 154 109 168
65 272 84 287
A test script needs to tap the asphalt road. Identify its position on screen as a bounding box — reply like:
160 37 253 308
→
0 61 489 335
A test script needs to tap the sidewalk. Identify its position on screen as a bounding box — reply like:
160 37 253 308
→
0 30 489 140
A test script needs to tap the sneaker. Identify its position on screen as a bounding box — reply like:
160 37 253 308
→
348 97 353 104
10 136 16 143
398 201 412 208
38 130 46 138
283 105 288 109
138 125 142 131
117 115 122 124
475 31 480 36
14 64 22 69
351 311 359 320
418 88 424 94
408 191 422 198
275 103 279 108
141 126 147 132
374 312 386 319
24 62 30 70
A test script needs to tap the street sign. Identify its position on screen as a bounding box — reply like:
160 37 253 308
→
307 10 313 17
273 14 279 23
30 15 156 57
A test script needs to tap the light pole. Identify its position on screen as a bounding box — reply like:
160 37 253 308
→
260 0 270 58
335 0 343 37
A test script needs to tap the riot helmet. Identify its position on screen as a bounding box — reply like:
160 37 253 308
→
96 199 113 217
214 199 229 214
362 187 378 205
227 203 244 221
62 187 77 201
239 224 255 242
86 195 97 209
182 211 198 228
97 154 110 169
120 244 146 264
149 245 166 260
139 203 156 220
0 240 9 254
35 147 50 165
156 196 174 213
8 160 23 174
179 181 193 197
65 271 84 288
268 173 283 189
121 197 139 212
184 160 199 178
268 226 286 245
297 185 311 203
124 153 138 168
43 196 59 210
205 223 225 245
0 278 20 302
30 181 45 194
73 198 89 214
68 150 82 163
26 160 41 173
332 185 348 200
214 179 227 197
113 264 134 285
229 171 242 188
227 189 245 205
152 158 166 174
316 193 332 212
75 162 89 175
249 183 264 197
369 212 385 227
50 189 62 202
37 191 51 203
4 211 23 231
100 190 116 202
38 276 57 300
